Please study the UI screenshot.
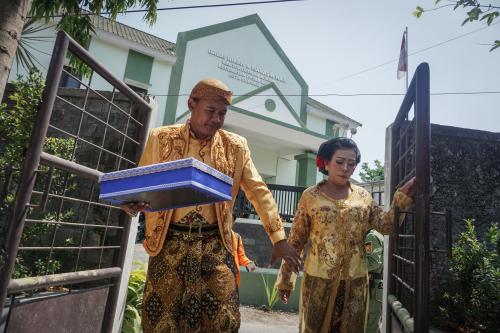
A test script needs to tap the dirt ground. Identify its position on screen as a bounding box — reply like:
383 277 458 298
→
239 306 299 333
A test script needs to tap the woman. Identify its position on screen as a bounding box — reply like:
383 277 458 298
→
275 137 415 333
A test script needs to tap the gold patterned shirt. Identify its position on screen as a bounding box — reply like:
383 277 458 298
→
172 131 217 224
138 122 286 256
275 181 413 291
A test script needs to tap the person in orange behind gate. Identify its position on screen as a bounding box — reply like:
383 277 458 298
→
232 231 257 286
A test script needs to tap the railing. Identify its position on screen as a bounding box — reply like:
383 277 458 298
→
233 181 386 223
357 180 385 207
233 184 306 223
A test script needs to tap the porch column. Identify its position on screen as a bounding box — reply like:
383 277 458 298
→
294 152 317 187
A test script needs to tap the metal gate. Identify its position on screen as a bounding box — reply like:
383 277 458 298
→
385 63 453 333
0 31 152 332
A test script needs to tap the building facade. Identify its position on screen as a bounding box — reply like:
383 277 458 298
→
9 13 361 188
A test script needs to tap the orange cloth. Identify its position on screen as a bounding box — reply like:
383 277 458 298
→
232 232 252 286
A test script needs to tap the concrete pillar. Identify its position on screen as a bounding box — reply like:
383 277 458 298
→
294 152 317 187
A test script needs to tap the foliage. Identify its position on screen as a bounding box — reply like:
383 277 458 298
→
359 159 384 182
28 0 160 76
0 69 44 153
413 1 500 51
15 18 53 73
433 219 500 332
122 260 148 333
260 273 280 311
0 69 76 278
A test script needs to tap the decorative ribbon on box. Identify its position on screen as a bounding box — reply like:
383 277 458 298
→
99 157 233 212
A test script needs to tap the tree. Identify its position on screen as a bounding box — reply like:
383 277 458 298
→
359 159 385 182
414 0 500 51
0 0 159 102
0 0 33 103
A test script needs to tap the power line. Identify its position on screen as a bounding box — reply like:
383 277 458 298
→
149 91 500 97
118 0 304 13
318 21 500 87
27 0 304 18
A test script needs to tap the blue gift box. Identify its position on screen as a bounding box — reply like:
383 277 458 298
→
99 157 233 212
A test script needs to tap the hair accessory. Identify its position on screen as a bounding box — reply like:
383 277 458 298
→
316 156 325 170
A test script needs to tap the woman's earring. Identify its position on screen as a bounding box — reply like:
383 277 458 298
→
325 165 329 171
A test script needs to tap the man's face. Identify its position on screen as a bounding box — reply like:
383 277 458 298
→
188 97 228 139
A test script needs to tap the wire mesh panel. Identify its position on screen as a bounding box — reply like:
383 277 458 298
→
387 63 430 333
0 31 151 332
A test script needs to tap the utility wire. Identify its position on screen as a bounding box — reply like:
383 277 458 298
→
27 0 304 18
148 91 500 97
318 21 500 87
116 0 304 13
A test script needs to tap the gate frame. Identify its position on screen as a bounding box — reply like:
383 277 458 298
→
0 31 152 332
385 62 430 333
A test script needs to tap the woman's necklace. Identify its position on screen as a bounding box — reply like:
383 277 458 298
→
320 181 350 208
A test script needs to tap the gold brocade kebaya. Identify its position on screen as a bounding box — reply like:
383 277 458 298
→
275 182 413 333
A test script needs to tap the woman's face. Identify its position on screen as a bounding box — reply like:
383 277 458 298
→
326 148 357 186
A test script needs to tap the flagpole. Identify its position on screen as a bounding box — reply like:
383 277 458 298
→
405 26 409 91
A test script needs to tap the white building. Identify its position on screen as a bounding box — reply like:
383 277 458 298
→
9 13 361 188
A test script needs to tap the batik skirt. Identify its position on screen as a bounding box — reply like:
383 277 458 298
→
299 273 368 333
142 214 240 333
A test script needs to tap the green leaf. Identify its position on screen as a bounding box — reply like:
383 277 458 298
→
480 11 499 25
490 40 500 51
413 6 425 18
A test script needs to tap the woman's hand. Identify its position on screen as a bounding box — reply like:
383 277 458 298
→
279 289 291 304
399 177 416 198
120 202 150 217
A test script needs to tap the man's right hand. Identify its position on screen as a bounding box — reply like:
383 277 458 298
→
269 240 303 273
120 202 150 217
279 289 291 304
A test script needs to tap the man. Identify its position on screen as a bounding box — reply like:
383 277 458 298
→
365 228 384 333
122 78 302 333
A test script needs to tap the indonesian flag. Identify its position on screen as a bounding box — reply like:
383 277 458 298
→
397 32 407 80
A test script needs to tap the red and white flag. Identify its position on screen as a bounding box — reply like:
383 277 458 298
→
397 32 407 80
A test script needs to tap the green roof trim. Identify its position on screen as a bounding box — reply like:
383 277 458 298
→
308 97 362 127
164 14 308 125
229 105 328 140
231 82 306 128
176 109 190 122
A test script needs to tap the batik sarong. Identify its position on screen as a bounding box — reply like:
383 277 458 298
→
299 274 368 333
142 211 240 333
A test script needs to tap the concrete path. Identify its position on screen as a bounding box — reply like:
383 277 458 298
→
240 306 299 333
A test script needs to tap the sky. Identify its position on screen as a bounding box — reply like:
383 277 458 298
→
115 0 500 179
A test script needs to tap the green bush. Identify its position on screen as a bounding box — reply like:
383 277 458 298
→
122 260 147 333
434 219 500 332
0 69 76 279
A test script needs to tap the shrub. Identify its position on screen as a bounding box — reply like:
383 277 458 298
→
122 260 147 333
434 219 499 332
